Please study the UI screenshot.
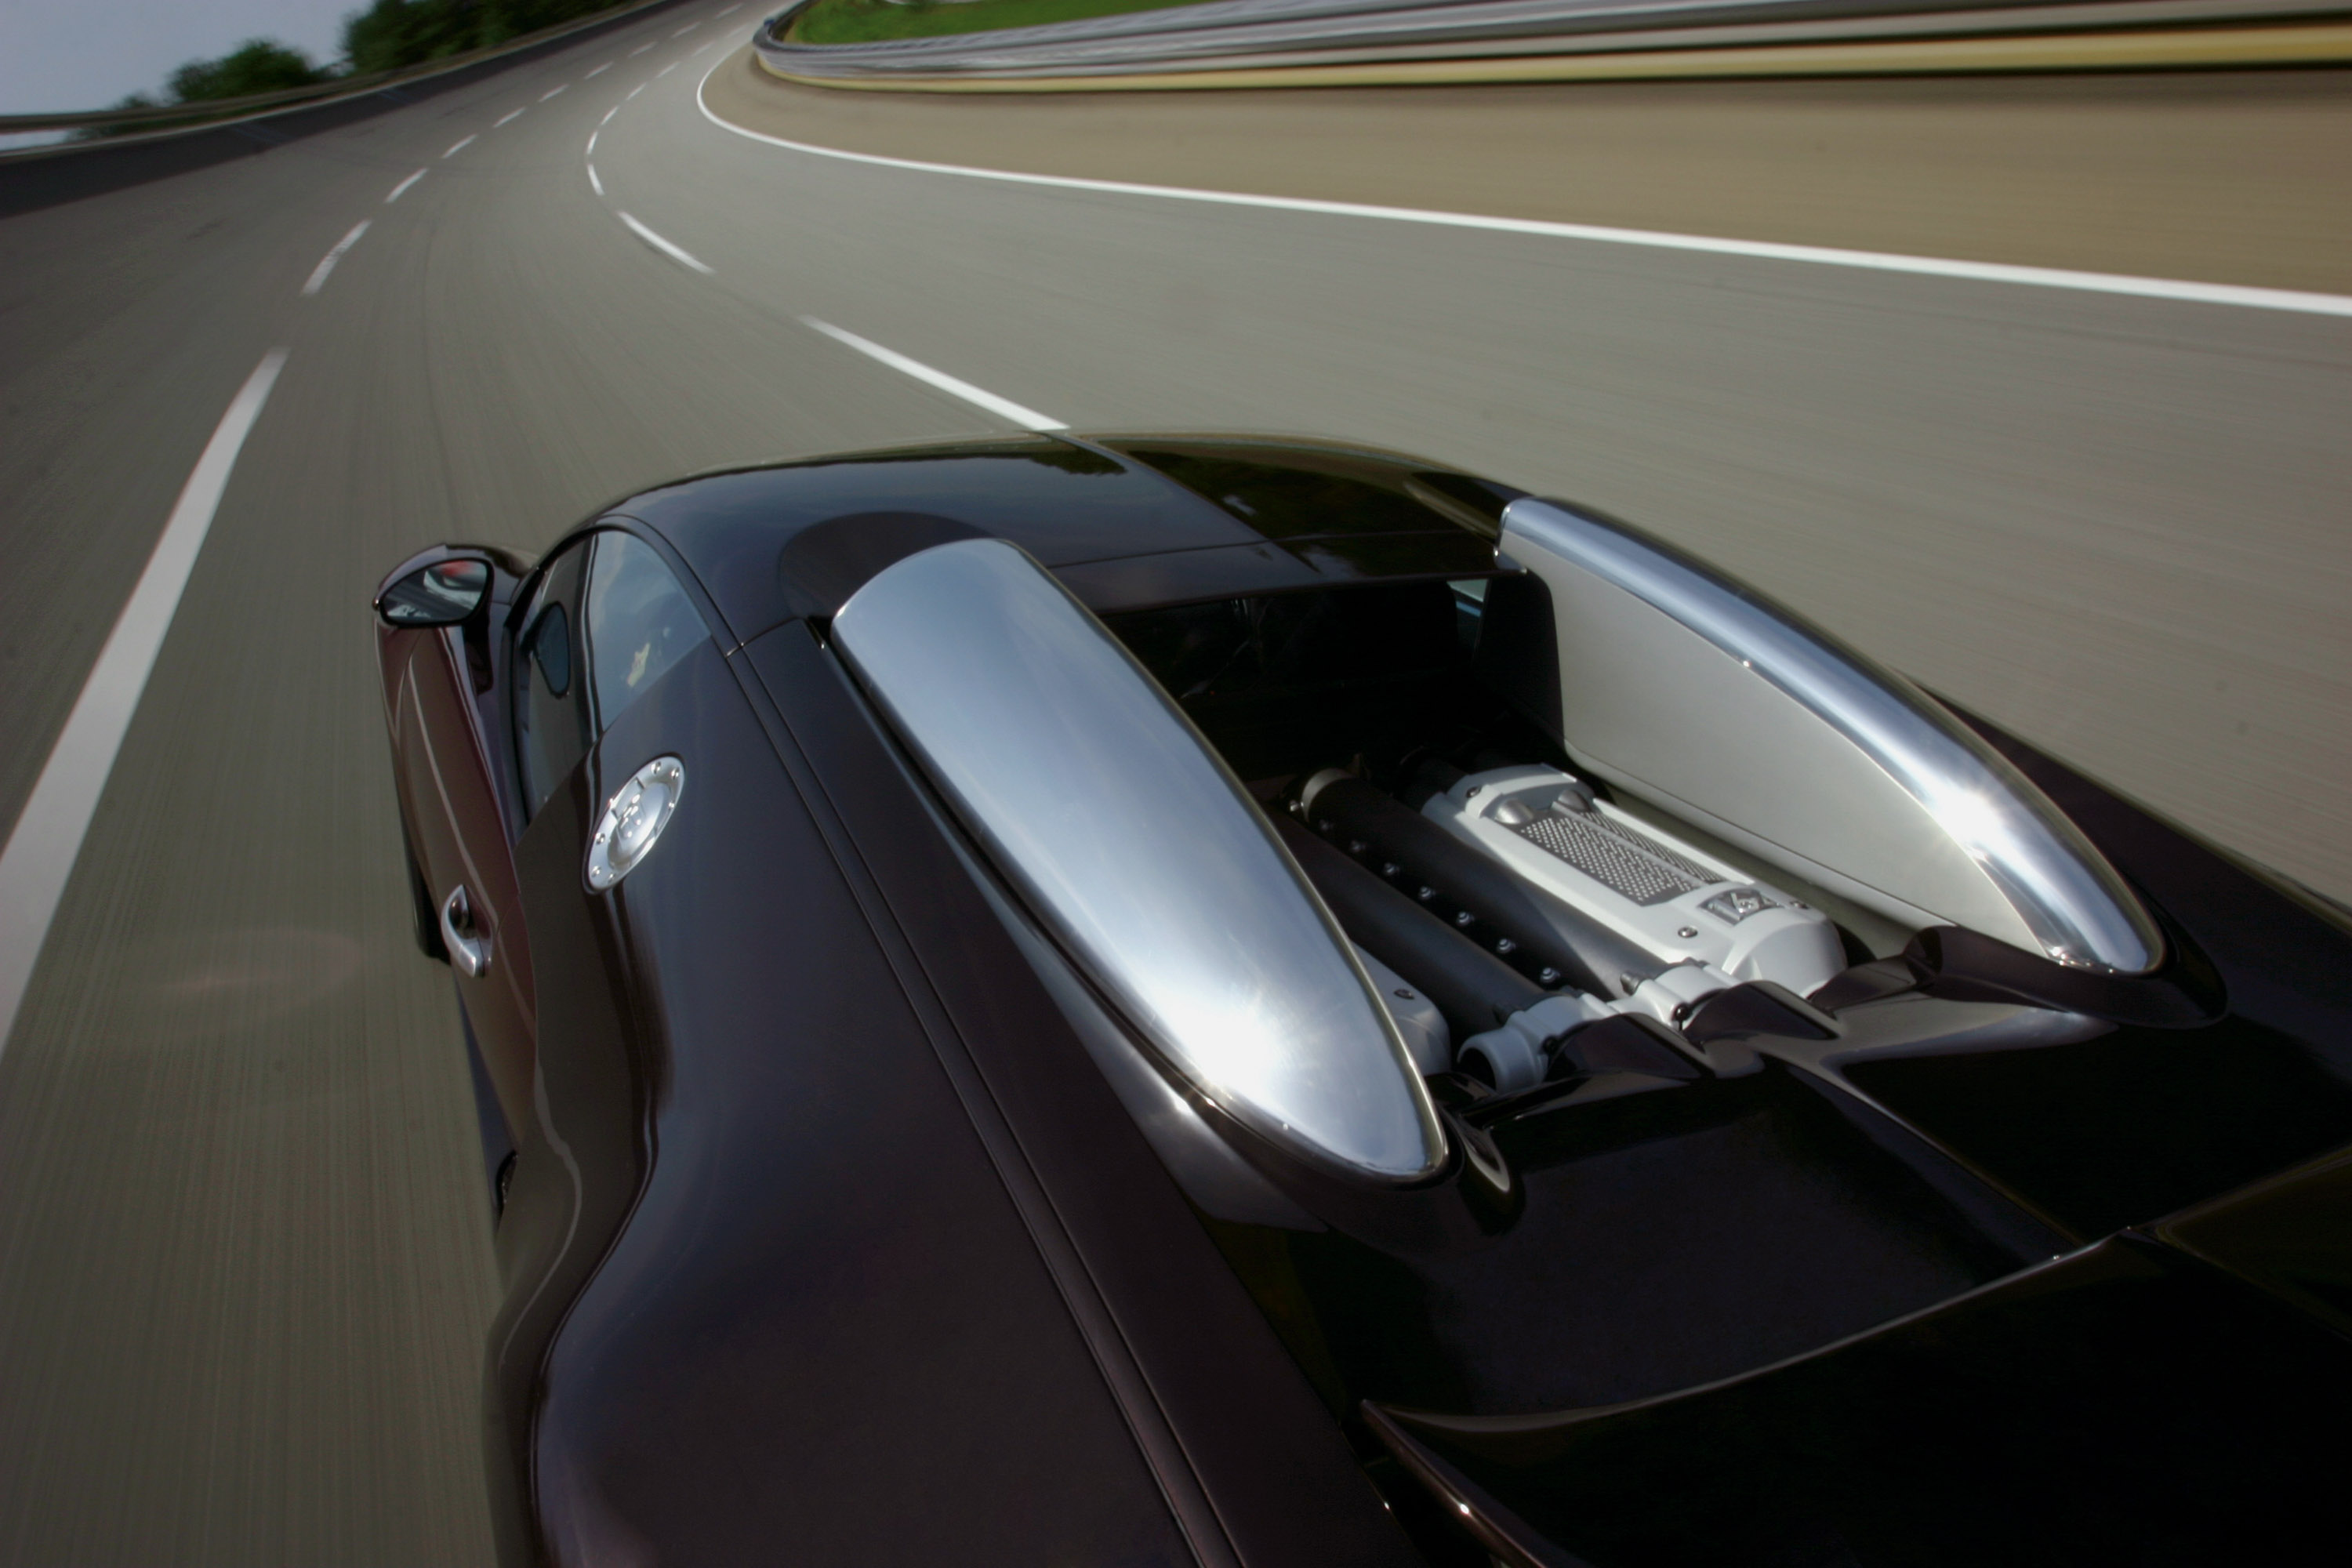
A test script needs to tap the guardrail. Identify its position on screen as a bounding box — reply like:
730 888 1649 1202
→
0 0 696 218
755 0 2352 84
1 78 414 136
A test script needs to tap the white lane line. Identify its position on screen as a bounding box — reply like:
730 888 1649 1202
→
495 107 524 127
600 104 617 125
627 83 645 98
696 64 2352 319
800 318 1065 430
630 42 654 55
587 131 599 157
444 133 475 157
590 164 604 196
692 40 713 53
541 85 566 101
618 212 713 274
302 220 370 296
656 61 678 77
386 169 425 203
716 3 741 14
0 349 288 1059
587 62 612 77
673 22 699 34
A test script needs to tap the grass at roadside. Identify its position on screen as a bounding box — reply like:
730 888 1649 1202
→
786 0 1213 46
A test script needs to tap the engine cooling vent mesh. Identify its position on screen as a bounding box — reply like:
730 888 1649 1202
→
1513 811 1722 906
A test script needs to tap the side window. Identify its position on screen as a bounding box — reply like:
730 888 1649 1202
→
584 532 706 731
515 543 593 821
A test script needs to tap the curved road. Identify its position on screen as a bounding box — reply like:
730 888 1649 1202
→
1 9 2346 1560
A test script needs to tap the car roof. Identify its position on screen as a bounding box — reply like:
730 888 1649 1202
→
607 433 1519 646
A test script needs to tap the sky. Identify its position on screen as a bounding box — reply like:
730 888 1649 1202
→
2 0 354 114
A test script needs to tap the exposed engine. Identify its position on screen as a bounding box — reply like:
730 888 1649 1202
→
1294 762 1844 1091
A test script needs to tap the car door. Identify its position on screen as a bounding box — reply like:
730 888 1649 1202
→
388 546 551 1138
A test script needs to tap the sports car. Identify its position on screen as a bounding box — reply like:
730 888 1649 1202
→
374 434 2352 1567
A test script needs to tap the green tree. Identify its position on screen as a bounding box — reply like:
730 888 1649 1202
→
166 38 332 102
343 0 488 74
343 0 632 75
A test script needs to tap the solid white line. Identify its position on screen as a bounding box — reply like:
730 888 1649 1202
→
695 64 2352 319
302 220 369 296
386 169 425 203
587 62 612 78
600 104 617 125
618 211 713 274
0 349 288 1058
801 318 1065 430
542 85 566 101
589 163 604 196
444 133 475 157
495 107 524 127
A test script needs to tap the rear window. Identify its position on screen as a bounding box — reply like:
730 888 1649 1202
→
1104 582 1479 782
1106 583 1461 701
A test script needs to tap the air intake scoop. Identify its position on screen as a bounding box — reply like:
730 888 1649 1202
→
833 537 1445 1181
1499 499 2162 975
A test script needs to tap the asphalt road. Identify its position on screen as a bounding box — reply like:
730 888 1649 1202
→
0 11 2346 1562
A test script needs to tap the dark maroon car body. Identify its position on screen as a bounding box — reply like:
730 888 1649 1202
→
376 434 2352 1568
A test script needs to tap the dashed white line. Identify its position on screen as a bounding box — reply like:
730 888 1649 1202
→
673 22 699 34
494 107 524 127
716 3 742 14
627 83 645 98
0 347 289 1058
656 62 678 77
302 220 370 296
586 62 612 77
800 318 1065 430
618 212 713 274
630 42 654 55
600 105 618 125
692 41 713 53
386 169 425 203
697 56 2352 320
586 131 599 157
444 133 475 157
589 164 604 196
541 85 566 101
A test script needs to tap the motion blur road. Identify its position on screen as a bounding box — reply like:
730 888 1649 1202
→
0 5 2346 1559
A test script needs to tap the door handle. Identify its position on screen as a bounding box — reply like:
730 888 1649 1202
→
440 884 493 978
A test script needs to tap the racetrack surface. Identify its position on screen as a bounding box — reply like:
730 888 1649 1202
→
0 10 2346 1559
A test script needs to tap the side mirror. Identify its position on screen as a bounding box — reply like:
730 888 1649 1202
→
378 557 492 627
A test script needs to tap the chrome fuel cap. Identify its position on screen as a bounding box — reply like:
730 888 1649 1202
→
587 756 684 891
